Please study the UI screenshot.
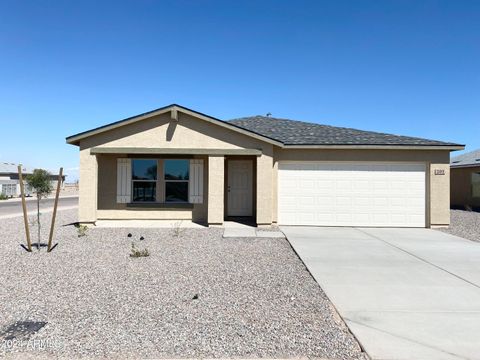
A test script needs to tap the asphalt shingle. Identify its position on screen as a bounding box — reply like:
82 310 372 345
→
451 149 480 167
229 115 460 146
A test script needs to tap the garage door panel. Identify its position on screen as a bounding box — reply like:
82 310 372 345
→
316 180 334 189
354 197 370 206
278 162 426 227
280 197 299 208
409 214 425 223
298 196 315 206
352 213 370 223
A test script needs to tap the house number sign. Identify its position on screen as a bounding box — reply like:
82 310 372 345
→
434 169 445 175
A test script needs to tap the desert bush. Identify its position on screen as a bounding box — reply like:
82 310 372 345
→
130 242 149 258
171 220 185 237
75 224 88 237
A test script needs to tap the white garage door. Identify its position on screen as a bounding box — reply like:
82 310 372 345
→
278 162 426 227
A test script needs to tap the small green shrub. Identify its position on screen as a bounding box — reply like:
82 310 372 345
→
130 242 149 258
0 193 8 200
75 224 88 237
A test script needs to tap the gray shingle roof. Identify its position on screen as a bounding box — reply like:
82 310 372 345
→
451 149 480 167
228 115 461 146
0 163 30 175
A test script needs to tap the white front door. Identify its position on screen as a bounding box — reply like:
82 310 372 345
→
278 162 426 227
227 160 253 216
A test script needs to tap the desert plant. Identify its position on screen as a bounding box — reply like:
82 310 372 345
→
26 169 53 250
130 242 149 258
171 220 185 237
75 224 88 237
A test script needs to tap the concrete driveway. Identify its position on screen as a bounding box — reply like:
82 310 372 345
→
281 226 480 360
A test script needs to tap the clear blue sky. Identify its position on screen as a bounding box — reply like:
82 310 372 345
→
1 0 478 181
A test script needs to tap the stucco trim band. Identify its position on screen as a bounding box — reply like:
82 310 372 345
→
90 147 262 156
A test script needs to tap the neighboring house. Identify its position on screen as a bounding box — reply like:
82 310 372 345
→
450 149 480 210
0 162 65 197
66 104 464 228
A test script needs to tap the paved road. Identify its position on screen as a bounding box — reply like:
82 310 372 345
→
0 196 78 217
282 226 480 360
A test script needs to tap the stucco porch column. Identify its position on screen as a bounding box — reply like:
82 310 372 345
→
79 148 98 223
256 153 273 226
208 155 224 225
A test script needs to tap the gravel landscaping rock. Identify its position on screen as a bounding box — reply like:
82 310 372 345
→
0 210 366 359
439 210 480 242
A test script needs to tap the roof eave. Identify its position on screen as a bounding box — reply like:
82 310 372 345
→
66 104 176 145
282 144 465 150
451 163 480 169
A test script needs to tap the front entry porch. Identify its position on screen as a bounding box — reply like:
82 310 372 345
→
206 153 273 227
84 148 273 227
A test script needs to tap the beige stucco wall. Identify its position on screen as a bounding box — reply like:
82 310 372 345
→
75 109 453 227
96 154 208 222
79 148 97 222
96 209 193 220
429 163 450 226
80 112 269 150
77 112 272 224
272 148 452 227
256 151 274 225
207 156 224 224
451 166 480 208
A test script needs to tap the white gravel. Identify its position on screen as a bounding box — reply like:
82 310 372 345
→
0 209 366 359
439 210 480 242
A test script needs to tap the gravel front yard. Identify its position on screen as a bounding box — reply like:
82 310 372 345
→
0 209 366 359
439 209 480 242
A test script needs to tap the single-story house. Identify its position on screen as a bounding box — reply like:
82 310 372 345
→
0 162 65 197
450 149 480 210
66 104 464 228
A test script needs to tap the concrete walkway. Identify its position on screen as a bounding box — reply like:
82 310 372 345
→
223 221 285 238
281 226 480 360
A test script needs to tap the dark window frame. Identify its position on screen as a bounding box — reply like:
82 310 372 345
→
131 159 158 202
130 158 190 204
164 159 189 203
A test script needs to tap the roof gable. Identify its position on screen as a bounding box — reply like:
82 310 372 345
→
66 104 282 147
